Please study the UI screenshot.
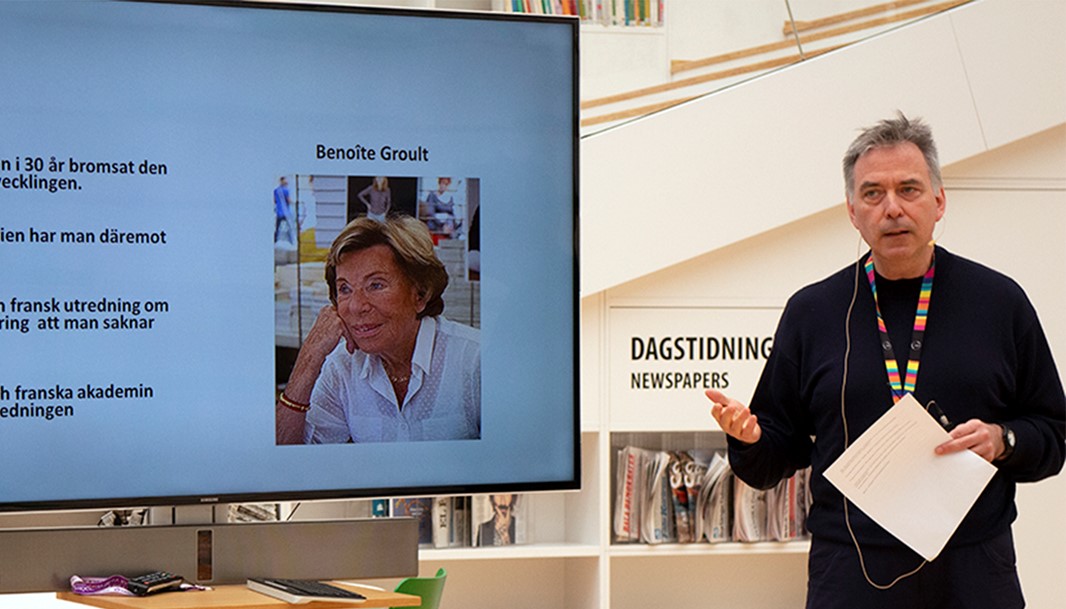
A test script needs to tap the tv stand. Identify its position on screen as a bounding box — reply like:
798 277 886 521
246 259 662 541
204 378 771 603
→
0 518 417 593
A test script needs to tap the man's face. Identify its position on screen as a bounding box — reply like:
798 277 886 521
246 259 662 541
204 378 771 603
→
847 142 945 278
492 495 515 524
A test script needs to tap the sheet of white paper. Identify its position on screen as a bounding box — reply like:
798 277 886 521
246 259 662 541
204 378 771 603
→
823 393 997 561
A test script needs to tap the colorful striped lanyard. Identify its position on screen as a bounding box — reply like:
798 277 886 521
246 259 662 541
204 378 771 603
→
864 255 935 403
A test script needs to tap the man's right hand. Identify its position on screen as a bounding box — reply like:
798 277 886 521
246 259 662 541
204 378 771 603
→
706 389 762 445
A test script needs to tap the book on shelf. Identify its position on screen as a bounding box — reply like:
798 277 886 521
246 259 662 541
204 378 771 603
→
432 497 451 548
371 498 390 518
432 496 473 548
453 496 472 547
503 0 665 28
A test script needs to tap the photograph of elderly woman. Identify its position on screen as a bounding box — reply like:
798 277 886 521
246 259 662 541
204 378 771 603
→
274 175 481 445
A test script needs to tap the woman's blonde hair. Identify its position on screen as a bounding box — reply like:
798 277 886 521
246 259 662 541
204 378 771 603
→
325 216 448 318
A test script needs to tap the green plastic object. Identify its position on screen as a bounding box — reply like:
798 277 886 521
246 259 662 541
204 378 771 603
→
393 567 447 609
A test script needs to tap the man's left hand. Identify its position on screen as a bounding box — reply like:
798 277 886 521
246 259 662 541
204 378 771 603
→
934 420 1006 463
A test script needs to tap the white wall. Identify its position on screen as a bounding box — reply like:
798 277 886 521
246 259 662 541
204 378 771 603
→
581 0 1066 295
938 127 1066 609
591 124 1066 609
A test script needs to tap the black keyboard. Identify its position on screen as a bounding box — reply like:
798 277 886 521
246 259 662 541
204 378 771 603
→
247 578 366 604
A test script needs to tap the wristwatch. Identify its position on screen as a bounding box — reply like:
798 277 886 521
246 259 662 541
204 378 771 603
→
997 423 1016 461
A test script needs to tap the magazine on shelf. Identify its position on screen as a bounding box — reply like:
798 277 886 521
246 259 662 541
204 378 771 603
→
472 494 528 547
669 452 694 543
681 452 709 542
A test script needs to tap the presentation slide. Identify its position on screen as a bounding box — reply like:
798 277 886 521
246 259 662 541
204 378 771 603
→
0 1 577 507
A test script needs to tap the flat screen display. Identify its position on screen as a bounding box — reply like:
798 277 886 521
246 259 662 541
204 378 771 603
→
0 0 578 510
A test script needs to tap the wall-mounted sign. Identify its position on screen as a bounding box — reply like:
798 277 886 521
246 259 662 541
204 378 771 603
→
608 305 782 431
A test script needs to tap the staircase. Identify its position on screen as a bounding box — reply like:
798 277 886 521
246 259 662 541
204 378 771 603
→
580 0 973 134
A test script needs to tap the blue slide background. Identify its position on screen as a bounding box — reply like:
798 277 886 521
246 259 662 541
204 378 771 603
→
0 2 576 504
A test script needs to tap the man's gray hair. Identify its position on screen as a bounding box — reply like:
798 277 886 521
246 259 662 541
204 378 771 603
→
843 111 942 198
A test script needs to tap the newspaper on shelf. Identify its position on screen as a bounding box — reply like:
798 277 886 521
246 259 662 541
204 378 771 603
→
795 468 811 539
614 444 811 546
733 477 768 542
766 474 800 541
640 449 674 544
613 445 644 542
615 446 686 544
697 452 733 543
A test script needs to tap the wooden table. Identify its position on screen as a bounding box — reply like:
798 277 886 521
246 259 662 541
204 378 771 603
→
56 581 420 609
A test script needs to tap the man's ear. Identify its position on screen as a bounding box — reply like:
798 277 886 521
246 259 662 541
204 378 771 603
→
845 197 859 229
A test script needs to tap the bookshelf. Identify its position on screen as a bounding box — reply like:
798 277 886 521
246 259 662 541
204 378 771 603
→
330 293 808 609
125 3 859 608
249 2 800 605
494 1 666 28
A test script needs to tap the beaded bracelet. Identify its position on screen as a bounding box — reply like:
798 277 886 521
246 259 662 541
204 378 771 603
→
278 392 310 413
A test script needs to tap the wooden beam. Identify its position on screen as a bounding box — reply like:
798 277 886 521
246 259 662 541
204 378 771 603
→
671 0 969 75
781 0 930 36
584 46 841 111
581 96 701 127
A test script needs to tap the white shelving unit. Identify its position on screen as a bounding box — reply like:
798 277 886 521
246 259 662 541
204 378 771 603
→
398 293 809 609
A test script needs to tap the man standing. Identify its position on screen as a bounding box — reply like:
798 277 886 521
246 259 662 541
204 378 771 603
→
706 113 1065 608
274 175 294 244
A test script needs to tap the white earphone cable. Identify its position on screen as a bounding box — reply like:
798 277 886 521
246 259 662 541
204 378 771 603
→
840 236 926 589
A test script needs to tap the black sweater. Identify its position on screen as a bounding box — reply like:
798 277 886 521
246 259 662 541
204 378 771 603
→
729 247 1065 549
